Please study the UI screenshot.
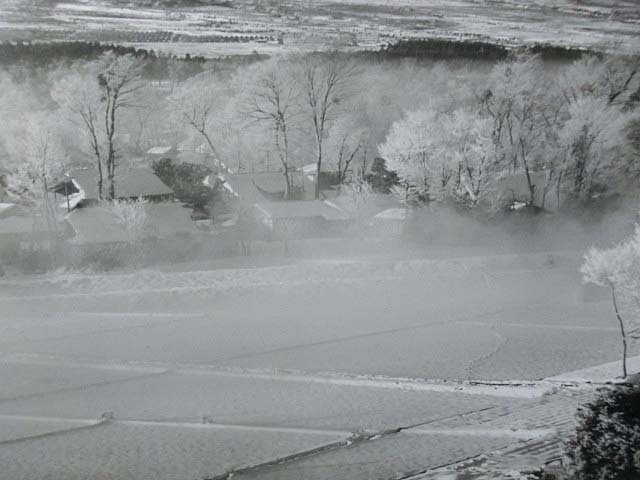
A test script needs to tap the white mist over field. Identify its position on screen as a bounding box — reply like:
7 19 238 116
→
1 2 640 478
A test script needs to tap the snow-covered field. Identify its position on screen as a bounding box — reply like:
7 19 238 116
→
1 0 639 56
0 249 636 479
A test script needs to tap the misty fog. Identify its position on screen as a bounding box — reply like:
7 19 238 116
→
1 4 640 479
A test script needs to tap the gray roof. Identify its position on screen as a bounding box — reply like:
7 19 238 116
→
0 203 27 219
222 172 288 205
66 203 198 245
0 215 52 236
496 172 549 206
325 193 400 219
222 172 338 205
70 167 174 201
253 201 348 221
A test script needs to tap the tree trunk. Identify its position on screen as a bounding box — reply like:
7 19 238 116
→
97 161 103 200
610 282 628 378
108 173 115 201
201 130 223 172
315 140 322 200
555 170 563 210
282 165 290 200
274 128 290 199
521 142 536 207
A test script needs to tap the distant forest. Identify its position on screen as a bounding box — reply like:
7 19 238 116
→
108 0 234 6
0 41 266 79
375 38 593 62
0 38 597 71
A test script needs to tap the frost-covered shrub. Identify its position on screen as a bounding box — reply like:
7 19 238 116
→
563 386 640 480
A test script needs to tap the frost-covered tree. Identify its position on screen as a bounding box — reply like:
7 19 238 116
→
326 115 368 188
171 70 230 171
340 175 374 223
559 54 640 107
379 108 495 206
99 54 146 201
581 226 640 378
53 53 145 200
442 110 495 205
1 112 64 212
301 56 357 199
52 71 106 198
0 111 65 264
379 109 454 204
481 54 548 207
110 197 148 244
558 96 633 201
245 60 299 198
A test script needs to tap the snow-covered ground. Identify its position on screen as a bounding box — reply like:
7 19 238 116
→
1 0 639 55
0 249 637 479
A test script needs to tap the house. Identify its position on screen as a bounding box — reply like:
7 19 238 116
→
52 167 175 208
301 163 341 197
238 200 350 241
177 139 211 165
0 202 26 219
324 193 401 220
64 202 203 266
219 169 339 209
65 202 199 246
369 208 409 236
146 145 176 160
220 172 291 206
495 171 556 210
0 206 63 266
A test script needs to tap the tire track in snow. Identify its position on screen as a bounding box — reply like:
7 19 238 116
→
0 353 555 398
464 326 509 381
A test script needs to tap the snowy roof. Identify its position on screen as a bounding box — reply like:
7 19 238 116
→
65 207 129 244
222 172 287 204
326 194 401 219
0 203 26 219
373 208 408 221
253 201 348 221
66 203 198 245
70 167 174 201
0 215 51 236
177 139 207 153
146 146 174 156
302 163 317 176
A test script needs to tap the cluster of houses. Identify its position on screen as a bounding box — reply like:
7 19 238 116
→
0 155 406 270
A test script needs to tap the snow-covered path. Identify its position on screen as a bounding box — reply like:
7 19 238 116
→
0 252 634 479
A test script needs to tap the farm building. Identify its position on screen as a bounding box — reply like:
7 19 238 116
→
369 208 409 236
65 202 199 245
52 167 175 207
496 171 557 211
219 170 339 208
146 145 176 160
177 139 211 165
64 202 203 267
238 200 350 241
325 193 401 220
0 205 64 268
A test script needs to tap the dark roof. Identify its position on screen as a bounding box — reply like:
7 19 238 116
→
253 201 348 221
70 167 174 201
222 172 287 205
222 172 340 205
